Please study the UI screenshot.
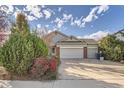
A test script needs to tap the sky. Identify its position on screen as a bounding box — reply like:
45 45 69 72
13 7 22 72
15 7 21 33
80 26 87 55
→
0 5 124 40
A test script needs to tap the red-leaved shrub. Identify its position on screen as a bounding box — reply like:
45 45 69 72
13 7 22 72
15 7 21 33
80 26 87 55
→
49 56 57 72
30 56 58 80
30 57 49 79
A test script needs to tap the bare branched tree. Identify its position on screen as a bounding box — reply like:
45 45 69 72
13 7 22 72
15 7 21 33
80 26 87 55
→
36 26 48 38
0 6 9 32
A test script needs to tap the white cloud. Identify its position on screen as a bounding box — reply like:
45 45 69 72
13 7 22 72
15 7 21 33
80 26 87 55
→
80 22 85 28
58 7 62 12
82 5 109 27
41 5 45 8
13 7 38 21
71 16 83 27
24 5 43 18
70 5 109 28
6 5 14 14
27 15 37 21
83 31 110 41
54 17 64 28
43 9 52 19
63 13 72 21
83 6 98 23
48 30 53 33
42 8 55 19
0 5 14 14
97 5 109 14
54 18 63 28
45 25 49 28
52 28 58 31
54 17 60 23
74 19 81 26
77 36 83 39
54 13 73 28
37 24 41 28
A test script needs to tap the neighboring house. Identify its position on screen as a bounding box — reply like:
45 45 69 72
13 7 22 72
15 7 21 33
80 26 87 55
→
43 31 98 59
114 29 124 41
0 32 10 45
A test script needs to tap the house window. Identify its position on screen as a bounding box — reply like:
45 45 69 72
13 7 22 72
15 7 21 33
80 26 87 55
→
52 47 55 53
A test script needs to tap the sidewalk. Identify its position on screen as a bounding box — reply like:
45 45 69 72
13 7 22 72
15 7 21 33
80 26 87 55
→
9 79 122 88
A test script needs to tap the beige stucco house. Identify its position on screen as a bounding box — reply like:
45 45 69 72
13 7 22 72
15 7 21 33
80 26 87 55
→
43 31 98 59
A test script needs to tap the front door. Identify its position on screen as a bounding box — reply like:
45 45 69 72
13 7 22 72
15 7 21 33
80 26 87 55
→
84 47 87 59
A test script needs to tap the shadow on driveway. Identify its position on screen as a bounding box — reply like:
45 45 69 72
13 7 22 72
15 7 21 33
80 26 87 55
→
58 59 124 87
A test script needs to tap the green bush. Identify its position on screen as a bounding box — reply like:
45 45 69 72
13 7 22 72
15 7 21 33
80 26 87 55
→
0 33 48 75
99 35 124 62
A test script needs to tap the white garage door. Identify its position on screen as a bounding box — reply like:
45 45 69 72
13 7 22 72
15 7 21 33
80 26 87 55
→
87 47 98 59
60 48 83 59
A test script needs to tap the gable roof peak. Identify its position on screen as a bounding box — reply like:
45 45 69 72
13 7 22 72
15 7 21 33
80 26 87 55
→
114 28 124 35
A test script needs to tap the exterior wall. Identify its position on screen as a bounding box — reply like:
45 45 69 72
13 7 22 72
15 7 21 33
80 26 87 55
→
115 33 124 41
56 47 60 57
48 47 52 56
87 44 98 48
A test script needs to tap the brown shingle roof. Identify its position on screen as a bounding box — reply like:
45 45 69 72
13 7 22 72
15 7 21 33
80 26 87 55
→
42 30 68 46
59 35 87 44
42 31 97 46
79 39 98 45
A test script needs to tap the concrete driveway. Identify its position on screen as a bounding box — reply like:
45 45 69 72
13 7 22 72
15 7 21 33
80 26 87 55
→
58 59 124 87
7 59 124 88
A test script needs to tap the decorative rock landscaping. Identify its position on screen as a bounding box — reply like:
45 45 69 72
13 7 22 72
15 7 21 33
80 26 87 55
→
0 66 10 80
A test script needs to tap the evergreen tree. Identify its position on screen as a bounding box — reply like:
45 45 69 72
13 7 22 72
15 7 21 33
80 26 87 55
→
13 13 30 35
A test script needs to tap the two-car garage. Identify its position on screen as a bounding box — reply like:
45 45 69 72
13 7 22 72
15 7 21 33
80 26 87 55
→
56 36 98 59
60 47 98 59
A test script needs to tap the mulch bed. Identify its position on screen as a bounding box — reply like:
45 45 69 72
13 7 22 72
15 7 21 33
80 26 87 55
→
0 66 58 81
